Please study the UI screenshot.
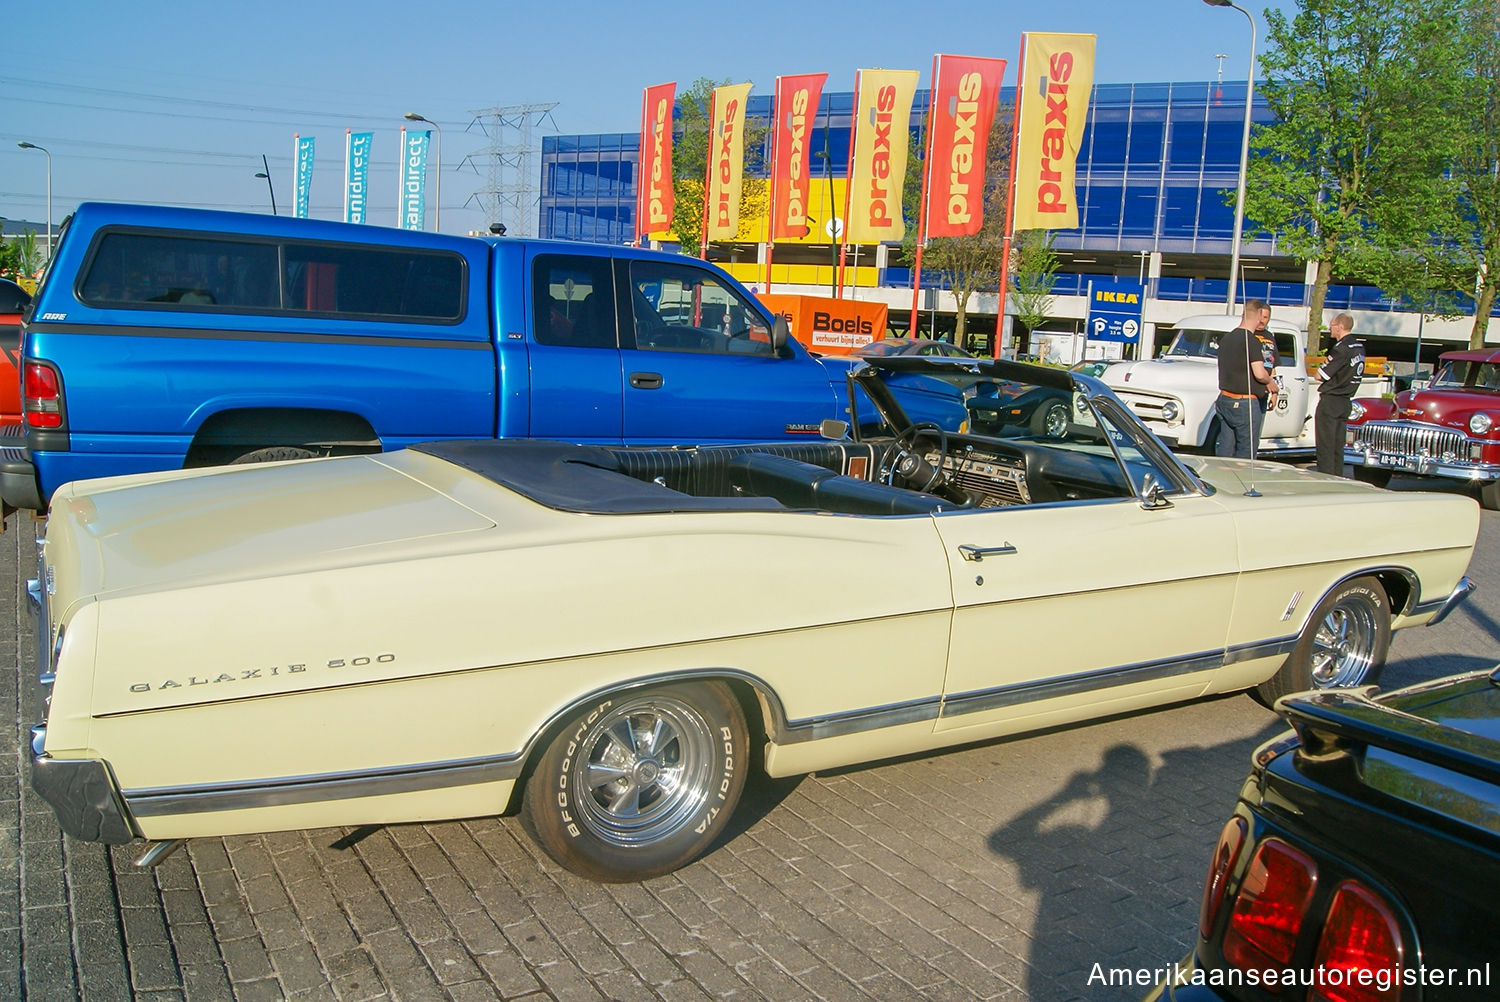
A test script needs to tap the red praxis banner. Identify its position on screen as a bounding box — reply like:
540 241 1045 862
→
924 55 1007 238
769 73 828 241
636 82 676 240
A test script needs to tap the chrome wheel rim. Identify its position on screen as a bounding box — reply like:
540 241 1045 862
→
1044 403 1068 438
569 695 716 849
1309 598 1380 687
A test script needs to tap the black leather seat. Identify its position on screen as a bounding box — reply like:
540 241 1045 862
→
725 452 951 515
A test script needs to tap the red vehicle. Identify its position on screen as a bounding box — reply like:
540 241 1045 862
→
1346 347 1500 509
0 278 31 429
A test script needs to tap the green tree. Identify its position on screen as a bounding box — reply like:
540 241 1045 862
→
1009 230 1061 338
1243 0 1458 349
900 104 1012 349
666 77 768 255
1384 0 1499 347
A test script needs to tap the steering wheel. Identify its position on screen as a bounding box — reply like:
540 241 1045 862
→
879 422 949 494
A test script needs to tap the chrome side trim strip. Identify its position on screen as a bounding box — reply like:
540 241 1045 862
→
941 636 1297 720
124 753 524 818
779 696 943 744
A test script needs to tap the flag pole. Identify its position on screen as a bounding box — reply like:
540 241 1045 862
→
837 71 861 300
993 34 1028 359
700 87 717 260
909 55 940 337
764 78 781 293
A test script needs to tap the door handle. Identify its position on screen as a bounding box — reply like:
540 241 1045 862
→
630 372 663 389
958 543 1017 562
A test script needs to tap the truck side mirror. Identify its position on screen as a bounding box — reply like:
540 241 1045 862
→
771 315 792 357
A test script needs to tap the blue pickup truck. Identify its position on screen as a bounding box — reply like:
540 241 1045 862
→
2 203 957 513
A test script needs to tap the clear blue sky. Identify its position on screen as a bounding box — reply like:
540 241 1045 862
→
4 0 1299 238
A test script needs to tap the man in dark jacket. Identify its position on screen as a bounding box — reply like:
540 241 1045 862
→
1314 313 1365 476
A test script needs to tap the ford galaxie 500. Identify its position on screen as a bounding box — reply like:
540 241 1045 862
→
26 357 1478 881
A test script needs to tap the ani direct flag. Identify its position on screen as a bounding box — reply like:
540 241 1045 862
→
924 55 1006 239
705 82 753 241
636 82 676 241
769 73 827 241
293 135 315 219
1012 32 1095 231
846 69 919 243
399 128 431 231
344 131 373 224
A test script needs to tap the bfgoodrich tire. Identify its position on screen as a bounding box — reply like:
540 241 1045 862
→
228 446 319 465
1254 576 1390 706
522 681 748 882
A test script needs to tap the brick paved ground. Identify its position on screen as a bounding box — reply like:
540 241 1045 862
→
5 492 1496 1002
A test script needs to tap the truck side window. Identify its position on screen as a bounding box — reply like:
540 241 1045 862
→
283 245 463 321
79 233 280 309
532 255 617 348
627 261 772 356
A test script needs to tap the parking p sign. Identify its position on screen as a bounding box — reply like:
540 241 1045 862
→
1086 280 1145 344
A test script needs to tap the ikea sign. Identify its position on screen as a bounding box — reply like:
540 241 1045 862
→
1087 279 1145 344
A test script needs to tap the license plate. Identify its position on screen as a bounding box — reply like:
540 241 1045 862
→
1378 452 1417 470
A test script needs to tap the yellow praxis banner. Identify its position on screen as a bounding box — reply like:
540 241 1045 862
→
846 69 919 243
1013 33 1095 231
706 82 753 241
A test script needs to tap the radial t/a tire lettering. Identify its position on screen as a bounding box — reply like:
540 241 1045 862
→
1254 576 1390 707
521 681 748 882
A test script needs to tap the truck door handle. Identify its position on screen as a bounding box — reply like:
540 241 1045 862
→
630 372 663 389
958 543 1017 561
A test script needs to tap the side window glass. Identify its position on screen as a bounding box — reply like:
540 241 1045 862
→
80 233 280 309
532 254 616 348
628 261 772 356
1090 398 1184 498
283 244 463 320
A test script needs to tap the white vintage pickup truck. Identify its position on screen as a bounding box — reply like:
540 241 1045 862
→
1100 313 1387 456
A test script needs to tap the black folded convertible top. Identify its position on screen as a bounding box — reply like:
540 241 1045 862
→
411 440 785 514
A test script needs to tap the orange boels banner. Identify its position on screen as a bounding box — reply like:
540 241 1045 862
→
925 55 1007 238
706 82 753 241
770 73 828 240
757 293 888 355
846 69 919 243
1012 33 1095 231
636 82 676 241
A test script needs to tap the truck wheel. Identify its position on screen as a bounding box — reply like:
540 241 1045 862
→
522 681 748 882
1352 467 1392 489
229 446 318 465
1253 576 1389 706
1480 481 1500 511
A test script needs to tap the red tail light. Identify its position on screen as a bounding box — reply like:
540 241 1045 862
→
23 362 63 428
1199 816 1248 938
1222 838 1317 974
1309 882 1404 1002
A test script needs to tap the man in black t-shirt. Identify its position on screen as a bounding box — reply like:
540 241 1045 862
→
1214 299 1278 459
1314 313 1365 476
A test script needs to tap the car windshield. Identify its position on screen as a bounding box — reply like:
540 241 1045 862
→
1432 360 1500 391
1165 328 1222 358
858 358 1199 500
857 340 913 357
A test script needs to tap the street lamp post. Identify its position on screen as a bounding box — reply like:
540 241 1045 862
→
253 153 278 215
404 112 443 232
17 141 52 261
1202 0 1256 314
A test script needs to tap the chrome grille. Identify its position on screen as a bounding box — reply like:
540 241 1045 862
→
1351 421 1467 460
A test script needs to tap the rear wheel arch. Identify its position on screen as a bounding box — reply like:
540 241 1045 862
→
184 407 381 467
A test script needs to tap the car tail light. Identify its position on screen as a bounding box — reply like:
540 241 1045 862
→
24 362 64 429
1199 816 1248 938
1222 838 1317 974
1309 882 1404 1002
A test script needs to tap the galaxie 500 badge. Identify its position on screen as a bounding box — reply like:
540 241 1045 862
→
129 654 396 693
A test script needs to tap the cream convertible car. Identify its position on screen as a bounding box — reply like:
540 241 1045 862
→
27 357 1478 881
